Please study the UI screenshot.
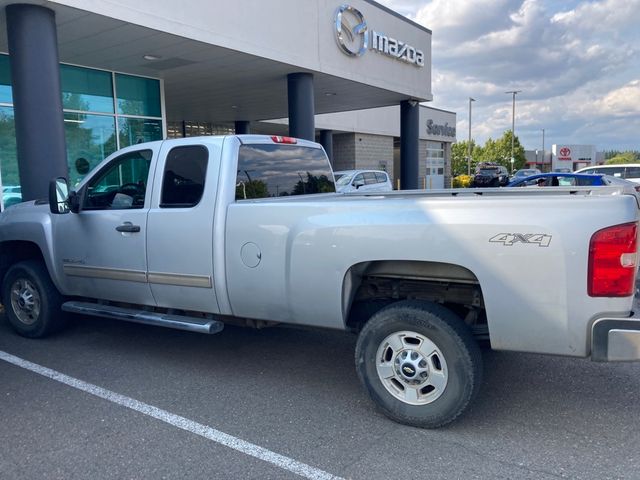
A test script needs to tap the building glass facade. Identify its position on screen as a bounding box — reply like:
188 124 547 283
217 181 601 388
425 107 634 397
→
0 53 163 206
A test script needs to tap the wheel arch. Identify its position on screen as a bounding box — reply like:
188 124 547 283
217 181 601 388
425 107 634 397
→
0 240 48 295
343 260 487 336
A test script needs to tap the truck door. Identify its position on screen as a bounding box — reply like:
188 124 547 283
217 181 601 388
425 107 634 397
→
53 147 157 305
145 141 221 313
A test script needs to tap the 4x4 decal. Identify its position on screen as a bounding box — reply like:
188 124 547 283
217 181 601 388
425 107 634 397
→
489 233 552 247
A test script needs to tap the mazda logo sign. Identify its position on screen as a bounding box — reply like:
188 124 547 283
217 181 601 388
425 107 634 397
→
334 5 368 57
334 4 424 67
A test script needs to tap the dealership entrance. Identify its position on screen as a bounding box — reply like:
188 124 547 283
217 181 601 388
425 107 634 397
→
0 0 433 205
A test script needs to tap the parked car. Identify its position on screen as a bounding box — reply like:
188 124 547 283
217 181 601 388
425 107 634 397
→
552 168 572 173
575 164 640 183
511 168 541 181
334 169 393 193
472 163 510 187
508 172 607 187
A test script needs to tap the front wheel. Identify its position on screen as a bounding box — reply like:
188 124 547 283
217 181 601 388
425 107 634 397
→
2 260 66 338
355 300 482 428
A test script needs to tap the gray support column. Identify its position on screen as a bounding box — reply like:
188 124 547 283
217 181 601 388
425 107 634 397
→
287 72 315 141
319 130 333 162
400 100 419 190
6 4 68 201
234 121 250 135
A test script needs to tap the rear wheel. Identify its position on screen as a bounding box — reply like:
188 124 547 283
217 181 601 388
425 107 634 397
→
2 260 66 338
355 300 482 428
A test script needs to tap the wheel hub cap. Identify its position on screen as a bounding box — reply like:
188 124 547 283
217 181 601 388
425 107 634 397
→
376 331 448 406
10 278 41 326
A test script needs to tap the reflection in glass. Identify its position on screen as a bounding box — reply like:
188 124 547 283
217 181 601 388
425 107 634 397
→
0 55 12 105
236 144 335 199
84 150 152 210
118 118 163 148
0 107 20 207
64 112 117 186
116 74 161 117
61 64 114 113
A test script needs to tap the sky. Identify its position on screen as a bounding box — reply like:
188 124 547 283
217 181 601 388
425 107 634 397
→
376 0 640 152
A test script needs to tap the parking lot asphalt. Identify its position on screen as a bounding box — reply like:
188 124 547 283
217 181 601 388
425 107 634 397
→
1 309 640 480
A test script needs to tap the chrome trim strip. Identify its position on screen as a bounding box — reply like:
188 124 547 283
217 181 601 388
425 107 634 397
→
147 272 212 288
63 264 212 288
63 264 147 283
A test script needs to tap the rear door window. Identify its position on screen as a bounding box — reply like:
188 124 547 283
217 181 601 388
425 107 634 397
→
374 172 387 183
602 166 625 177
160 145 208 208
236 144 334 199
625 167 640 178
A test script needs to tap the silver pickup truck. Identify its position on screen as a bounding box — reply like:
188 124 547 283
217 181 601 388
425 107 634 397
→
1 135 640 428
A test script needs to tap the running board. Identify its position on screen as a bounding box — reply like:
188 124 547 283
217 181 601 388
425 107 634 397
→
61 301 224 334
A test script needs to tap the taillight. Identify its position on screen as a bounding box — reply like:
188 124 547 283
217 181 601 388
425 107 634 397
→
271 136 297 144
588 222 638 297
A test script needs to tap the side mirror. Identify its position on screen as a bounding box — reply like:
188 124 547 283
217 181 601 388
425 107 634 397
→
49 177 70 214
353 180 365 189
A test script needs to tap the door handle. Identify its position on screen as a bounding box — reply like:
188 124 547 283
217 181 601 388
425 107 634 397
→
116 223 140 233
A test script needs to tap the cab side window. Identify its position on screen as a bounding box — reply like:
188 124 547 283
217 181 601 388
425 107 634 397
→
374 172 388 183
160 146 208 208
83 150 152 210
363 172 377 184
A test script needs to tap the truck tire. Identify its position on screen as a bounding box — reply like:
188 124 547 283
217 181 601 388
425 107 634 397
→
355 300 482 428
2 260 66 338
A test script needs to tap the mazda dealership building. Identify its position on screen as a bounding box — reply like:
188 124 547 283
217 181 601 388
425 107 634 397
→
0 0 455 206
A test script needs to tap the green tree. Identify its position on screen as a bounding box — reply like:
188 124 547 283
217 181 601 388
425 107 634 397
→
293 172 334 195
236 179 268 199
475 130 525 171
604 150 640 160
451 140 483 176
606 151 639 164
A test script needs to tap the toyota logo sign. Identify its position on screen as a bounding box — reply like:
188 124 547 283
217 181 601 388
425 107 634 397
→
560 147 571 157
334 5 368 57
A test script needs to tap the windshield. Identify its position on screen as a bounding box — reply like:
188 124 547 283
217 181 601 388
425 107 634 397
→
335 174 354 186
479 168 499 174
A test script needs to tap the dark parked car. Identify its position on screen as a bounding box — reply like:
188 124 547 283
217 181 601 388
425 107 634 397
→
473 163 510 187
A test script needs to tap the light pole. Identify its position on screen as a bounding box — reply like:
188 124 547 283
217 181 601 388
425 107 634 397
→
541 128 545 169
467 97 475 176
505 90 521 173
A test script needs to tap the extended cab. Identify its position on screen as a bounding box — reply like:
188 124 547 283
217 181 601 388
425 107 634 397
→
2 135 640 428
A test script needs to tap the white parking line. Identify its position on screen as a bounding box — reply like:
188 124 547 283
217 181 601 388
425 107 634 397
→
0 350 343 480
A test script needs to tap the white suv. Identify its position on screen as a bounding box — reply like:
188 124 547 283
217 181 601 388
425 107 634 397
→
575 164 640 183
334 170 393 193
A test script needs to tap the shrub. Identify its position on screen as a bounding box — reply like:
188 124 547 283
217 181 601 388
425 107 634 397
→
453 174 473 188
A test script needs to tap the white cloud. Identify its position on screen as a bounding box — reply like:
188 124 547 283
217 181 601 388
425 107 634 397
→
377 0 640 150
552 0 640 35
592 80 640 117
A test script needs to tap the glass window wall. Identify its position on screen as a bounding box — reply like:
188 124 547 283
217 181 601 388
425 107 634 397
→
0 54 164 206
0 106 19 208
64 112 117 186
118 117 163 149
61 64 114 113
0 55 12 105
116 73 161 117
